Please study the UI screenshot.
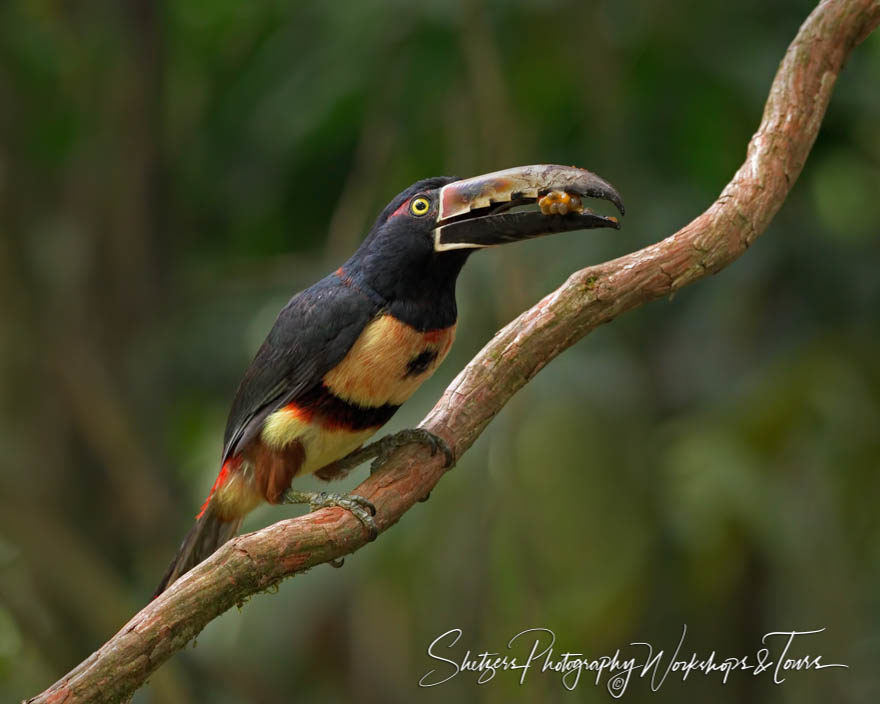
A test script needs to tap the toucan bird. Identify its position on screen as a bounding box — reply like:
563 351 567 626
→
155 164 624 596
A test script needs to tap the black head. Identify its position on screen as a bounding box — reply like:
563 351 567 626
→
344 176 463 311
341 164 624 328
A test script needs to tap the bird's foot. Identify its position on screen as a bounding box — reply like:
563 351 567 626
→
326 428 454 478
283 490 378 541
366 428 454 475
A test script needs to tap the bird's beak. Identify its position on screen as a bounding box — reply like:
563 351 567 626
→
433 164 624 252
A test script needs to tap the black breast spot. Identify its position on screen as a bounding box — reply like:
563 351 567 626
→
405 349 438 378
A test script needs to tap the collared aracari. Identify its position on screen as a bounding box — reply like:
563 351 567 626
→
154 164 624 596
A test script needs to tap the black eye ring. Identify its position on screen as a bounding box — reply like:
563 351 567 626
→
410 196 430 216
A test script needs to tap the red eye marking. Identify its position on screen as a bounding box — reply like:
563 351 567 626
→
389 199 410 219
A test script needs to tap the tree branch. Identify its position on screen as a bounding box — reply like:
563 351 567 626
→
28 0 880 701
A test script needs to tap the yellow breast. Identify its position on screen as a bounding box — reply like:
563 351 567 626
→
258 315 455 477
322 315 456 407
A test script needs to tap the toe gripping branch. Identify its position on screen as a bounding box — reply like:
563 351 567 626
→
284 489 379 541
283 428 454 548
368 428 454 474
331 427 454 477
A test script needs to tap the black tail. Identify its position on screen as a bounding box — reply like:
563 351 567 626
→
153 503 242 598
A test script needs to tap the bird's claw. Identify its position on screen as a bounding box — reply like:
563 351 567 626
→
369 428 454 474
284 490 378 541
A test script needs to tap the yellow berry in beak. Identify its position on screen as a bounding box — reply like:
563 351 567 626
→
538 191 583 216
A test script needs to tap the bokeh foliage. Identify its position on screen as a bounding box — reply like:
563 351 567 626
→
1 1 878 702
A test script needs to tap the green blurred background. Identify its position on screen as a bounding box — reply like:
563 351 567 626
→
1 0 879 702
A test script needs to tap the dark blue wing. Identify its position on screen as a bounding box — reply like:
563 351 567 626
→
221 274 380 462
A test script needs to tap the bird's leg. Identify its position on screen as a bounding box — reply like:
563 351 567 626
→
333 428 454 477
293 431 451 541
283 489 379 541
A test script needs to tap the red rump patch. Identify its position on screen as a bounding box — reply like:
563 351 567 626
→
196 456 242 519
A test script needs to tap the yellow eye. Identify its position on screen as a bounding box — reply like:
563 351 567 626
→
410 197 430 216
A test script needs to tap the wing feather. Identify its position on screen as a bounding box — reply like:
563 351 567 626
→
221 275 380 461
